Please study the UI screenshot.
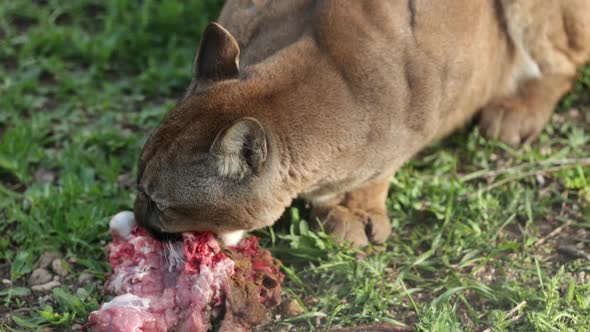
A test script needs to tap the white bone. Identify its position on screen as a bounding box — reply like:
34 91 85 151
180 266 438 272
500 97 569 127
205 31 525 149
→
220 230 246 246
109 211 136 240
100 293 150 311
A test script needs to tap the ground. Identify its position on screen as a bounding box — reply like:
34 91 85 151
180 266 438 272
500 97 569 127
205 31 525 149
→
1 1 589 331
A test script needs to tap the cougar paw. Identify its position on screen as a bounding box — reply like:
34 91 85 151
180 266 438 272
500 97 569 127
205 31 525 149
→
479 101 551 146
359 209 392 244
321 206 392 247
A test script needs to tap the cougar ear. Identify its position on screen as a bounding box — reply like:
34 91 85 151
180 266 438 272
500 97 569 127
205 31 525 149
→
210 118 268 178
194 22 240 81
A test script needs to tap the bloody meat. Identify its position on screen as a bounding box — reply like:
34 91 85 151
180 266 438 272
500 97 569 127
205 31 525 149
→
85 212 283 332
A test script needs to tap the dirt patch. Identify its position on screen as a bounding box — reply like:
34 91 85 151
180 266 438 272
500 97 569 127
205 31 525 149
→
0 171 26 193
0 57 17 72
34 168 59 185
9 15 37 33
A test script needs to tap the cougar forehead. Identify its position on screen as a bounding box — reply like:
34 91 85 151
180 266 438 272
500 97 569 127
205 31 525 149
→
138 93 229 176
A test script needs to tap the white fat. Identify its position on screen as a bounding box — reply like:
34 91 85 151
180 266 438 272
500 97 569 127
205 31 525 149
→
100 293 150 311
108 271 126 293
109 211 136 240
129 237 154 254
108 262 150 294
220 230 246 246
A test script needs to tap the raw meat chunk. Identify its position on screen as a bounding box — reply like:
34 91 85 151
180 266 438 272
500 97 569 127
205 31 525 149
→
85 211 283 332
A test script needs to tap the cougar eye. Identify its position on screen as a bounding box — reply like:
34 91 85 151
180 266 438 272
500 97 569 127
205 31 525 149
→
138 187 166 212
146 196 166 212
146 195 157 210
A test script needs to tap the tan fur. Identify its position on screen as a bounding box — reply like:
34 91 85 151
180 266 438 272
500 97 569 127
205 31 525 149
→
135 0 590 245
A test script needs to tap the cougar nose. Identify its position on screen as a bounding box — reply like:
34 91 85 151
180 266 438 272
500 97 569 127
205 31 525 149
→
134 191 167 239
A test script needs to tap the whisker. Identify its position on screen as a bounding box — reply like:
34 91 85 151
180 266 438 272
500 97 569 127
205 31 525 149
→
165 240 185 272
162 241 171 267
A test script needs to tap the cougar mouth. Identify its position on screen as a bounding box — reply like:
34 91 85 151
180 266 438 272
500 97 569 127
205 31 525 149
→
145 225 183 243
134 191 180 242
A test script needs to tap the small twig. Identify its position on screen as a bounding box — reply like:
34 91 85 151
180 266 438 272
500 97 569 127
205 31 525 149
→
534 221 572 247
460 158 590 183
506 300 527 318
557 245 590 261
468 161 590 198
507 312 525 325
482 301 526 332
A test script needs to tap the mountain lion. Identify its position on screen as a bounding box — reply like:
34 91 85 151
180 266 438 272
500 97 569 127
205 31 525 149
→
134 0 590 246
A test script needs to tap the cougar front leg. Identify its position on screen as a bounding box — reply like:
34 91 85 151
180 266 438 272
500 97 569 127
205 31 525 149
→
310 179 392 247
480 74 574 146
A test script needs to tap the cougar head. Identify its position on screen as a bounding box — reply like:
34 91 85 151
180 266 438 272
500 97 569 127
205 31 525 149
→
134 23 291 241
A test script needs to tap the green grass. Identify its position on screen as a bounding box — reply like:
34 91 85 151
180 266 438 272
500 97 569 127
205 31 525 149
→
1 1 589 331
